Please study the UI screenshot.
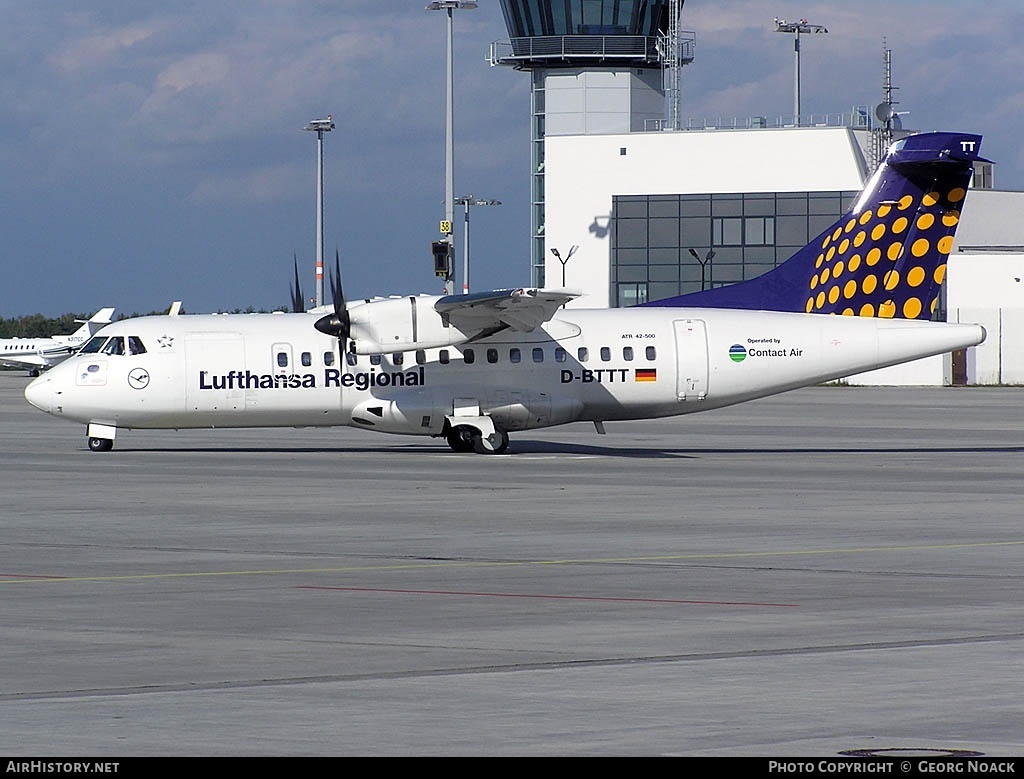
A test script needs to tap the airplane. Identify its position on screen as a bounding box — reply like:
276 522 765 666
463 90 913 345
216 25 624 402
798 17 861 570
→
24 131 986 455
1 308 116 377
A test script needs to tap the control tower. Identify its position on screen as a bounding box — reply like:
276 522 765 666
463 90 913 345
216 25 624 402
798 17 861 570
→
490 0 693 285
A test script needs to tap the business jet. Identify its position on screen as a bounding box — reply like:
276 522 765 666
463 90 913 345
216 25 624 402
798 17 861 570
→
24 131 987 454
1 308 115 377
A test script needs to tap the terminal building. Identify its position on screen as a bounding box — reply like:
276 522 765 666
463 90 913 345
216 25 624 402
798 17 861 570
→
490 0 1024 385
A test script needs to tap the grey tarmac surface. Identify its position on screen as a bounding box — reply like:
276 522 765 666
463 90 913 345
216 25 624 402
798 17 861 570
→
0 371 1022 757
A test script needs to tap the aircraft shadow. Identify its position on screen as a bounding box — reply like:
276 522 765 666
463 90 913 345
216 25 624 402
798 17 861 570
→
108 442 1024 459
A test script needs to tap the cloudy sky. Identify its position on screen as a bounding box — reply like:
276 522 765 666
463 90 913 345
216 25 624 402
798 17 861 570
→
2 0 1021 318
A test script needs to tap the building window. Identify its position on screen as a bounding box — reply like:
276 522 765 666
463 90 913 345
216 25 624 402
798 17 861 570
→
611 190 858 307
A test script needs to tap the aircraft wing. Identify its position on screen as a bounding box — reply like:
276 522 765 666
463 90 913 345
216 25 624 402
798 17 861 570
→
434 288 581 335
1 354 49 370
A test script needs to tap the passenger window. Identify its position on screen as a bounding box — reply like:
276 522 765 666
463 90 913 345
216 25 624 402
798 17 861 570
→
439 349 450 365
600 346 611 362
324 351 335 367
128 336 146 355
554 347 567 363
623 347 633 361
646 346 657 360
102 337 125 356
346 352 358 366
301 352 312 367
510 348 521 363
416 350 426 365
393 352 404 366
276 351 288 368
464 348 475 364
532 347 544 363
370 354 382 366
486 348 498 364
578 347 589 363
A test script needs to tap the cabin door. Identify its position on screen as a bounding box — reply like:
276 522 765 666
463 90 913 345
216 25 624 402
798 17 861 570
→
673 319 708 401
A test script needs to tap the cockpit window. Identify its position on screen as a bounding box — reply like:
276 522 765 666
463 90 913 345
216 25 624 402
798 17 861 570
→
79 336 107 354
128 336 146 355
101 337 125 356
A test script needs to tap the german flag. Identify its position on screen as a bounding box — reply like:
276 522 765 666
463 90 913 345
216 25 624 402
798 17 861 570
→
635 368 657 382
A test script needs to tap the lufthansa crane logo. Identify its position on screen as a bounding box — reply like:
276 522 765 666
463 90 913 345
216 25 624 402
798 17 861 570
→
127 368 150 390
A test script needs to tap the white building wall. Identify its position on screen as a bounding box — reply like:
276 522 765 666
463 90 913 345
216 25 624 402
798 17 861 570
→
948 253 1024 384
544 127 867 307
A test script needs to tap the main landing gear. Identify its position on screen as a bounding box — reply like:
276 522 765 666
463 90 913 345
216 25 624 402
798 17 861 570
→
444 423 509 455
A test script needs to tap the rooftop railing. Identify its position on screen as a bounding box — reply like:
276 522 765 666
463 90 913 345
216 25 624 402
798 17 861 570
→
490 35 663 66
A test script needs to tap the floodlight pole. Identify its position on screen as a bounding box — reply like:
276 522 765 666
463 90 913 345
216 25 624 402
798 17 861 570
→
427 1 477 295
455 195 501 294
774 18 828 125
304 116 335 308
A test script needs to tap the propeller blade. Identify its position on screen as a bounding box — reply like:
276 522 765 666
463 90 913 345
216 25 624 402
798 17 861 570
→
314 249 351 340
290 253 304 313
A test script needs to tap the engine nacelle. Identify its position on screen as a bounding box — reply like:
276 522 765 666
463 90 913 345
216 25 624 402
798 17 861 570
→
348 391 445 435
347 296 467 355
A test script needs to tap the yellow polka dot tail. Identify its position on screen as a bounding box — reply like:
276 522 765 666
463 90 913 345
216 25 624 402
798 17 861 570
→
644 132 987 319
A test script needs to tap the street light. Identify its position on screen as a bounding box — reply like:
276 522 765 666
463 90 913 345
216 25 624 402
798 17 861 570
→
427 0 477 295
773 18 828 125
303 115 335 308
550 245 578 288
688 247 715 291
454 195 500 294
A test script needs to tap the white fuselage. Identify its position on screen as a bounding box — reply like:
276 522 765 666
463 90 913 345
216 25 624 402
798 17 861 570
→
25 305 985 442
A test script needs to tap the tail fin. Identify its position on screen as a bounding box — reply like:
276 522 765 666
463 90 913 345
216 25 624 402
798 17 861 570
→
80 307 116 337
643 131 987 319
68 307 116 340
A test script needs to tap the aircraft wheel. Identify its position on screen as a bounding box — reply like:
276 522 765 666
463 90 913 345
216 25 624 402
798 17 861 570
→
472 427 509 455
445 425 476 453
28 369 40 378
88 437 113 453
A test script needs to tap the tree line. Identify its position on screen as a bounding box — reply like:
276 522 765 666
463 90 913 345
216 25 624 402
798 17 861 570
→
0 311 169 339
0 306 294 338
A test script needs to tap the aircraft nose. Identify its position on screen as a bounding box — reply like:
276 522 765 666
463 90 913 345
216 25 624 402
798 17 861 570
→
24 374 53 414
